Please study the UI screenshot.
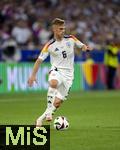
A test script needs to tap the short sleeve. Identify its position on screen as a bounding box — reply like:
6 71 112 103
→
70 35 84 48
38 42 50 61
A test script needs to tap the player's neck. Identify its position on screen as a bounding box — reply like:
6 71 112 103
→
54 35 63 41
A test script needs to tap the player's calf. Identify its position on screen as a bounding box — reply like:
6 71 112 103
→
53 97 63 108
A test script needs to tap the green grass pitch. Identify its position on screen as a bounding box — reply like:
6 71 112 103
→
0 91 120 150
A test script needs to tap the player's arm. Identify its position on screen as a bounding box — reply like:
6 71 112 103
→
28 43 49 87
28 58 43 87
71 35 92 51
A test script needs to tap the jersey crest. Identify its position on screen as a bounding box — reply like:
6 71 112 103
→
66 42 71 48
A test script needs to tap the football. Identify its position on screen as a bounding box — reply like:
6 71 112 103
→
53 116 69 130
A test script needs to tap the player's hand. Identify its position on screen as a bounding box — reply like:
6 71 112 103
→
82 45 93 51
86 45 93 51
27 76 37 87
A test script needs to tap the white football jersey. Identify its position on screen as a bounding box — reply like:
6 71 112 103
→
38 35 84 79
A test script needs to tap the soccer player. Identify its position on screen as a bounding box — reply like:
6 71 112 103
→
28 18 92 126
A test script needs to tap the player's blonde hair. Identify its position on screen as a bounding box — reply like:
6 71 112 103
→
51 18 65 26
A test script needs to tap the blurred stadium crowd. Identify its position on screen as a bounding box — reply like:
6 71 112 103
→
0 0 119 50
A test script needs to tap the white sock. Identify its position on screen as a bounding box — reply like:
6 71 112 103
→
37 87 57 122
47 87 56 108
50 104 57 113
37 104 57 122
37 107 50 121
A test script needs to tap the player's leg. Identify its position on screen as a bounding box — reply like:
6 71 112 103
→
52 78 73 110
45 83 68 122
36 70 61 126
36 80 71 127
36 80 58 127
45 79 58 120
45 77 73 121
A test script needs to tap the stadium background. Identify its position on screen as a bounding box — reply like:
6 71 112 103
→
0 0 120 150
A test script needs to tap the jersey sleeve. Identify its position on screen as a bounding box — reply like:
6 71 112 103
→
70 35 84 48
38 42 50 61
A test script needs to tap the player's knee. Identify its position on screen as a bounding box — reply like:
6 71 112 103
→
49 80 58 88
53 100 62 108
53 101 60 108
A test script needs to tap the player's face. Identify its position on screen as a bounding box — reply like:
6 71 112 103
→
53 24 65 38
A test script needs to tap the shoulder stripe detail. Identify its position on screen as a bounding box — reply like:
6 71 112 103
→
41 42 50 53
64 35 79 42
69 35 79 41
48 38 56 45
41 39 55 53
